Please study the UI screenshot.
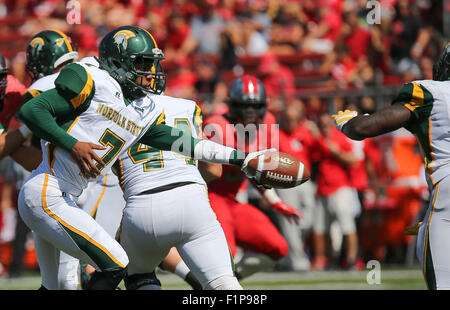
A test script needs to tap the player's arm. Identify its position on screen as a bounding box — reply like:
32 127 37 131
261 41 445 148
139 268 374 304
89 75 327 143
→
250 178 303 224
0 125 33 159
333 104 412 140
18 63 105 177
333 83 429 140
192 106 222 182
9 135 43 172
140 116 276 186
198 161 222 183
3 91 45 171
197 128 222 182
139 123 246 166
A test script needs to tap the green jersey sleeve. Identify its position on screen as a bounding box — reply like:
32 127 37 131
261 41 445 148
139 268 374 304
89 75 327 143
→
55 63 95 111
18 89 79 151
18 63 97 152
22 89 42 104
392 82 434 126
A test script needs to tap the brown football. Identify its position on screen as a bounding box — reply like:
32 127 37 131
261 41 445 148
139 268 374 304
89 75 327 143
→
247 151 310 189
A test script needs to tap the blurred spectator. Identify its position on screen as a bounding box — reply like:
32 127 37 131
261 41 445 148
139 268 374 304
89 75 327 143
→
370 128 427 264
193 58 228 104
274 99 319 271
312 113 358 270
164 56 197 100
222 15 268 57
258 53 296 100
339 9 371 62
268 2 306 55
182 0 225 56
302 0 343 54
163 11 191 62
390 0 430 75
247 0 272 42
419 56 434 80
304 96 326 123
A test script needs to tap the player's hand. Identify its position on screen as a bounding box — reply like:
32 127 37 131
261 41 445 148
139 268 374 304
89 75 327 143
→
70 141 106 178
404 222 423 236
248 173 272 190
241 148 276 177
332 110 358 132
272 201 303 225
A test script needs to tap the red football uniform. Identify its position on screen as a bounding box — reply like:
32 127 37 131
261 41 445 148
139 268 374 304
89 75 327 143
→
278 121 316 172
203 112 288 259
315 127 353 197
1 74 26 129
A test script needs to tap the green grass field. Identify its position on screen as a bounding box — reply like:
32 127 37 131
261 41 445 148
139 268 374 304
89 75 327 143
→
0 265 427 290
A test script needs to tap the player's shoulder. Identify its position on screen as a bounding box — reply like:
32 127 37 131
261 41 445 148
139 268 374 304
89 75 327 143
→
28 72 59 92
405 79 450 93
152 94 196 106
79 56 100 67
204 112 228 125
263 111 276 125
5 74 26 94
151 94 198 114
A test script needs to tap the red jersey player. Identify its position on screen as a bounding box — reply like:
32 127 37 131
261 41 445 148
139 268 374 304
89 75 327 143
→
203 75 302 279
0 52 32 158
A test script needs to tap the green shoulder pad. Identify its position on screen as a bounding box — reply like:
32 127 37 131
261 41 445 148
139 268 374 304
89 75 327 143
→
55 63 95 110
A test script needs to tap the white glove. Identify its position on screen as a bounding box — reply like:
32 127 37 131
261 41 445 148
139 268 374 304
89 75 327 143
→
241 148 277 189
332 110 358 132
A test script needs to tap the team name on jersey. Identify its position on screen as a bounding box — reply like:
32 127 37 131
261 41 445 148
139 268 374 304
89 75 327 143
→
96 103 144 137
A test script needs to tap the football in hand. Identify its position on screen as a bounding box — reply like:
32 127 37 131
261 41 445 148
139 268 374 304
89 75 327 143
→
247 151 310 189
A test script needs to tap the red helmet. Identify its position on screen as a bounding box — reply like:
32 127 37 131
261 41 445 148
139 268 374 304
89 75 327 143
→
228 75 267 125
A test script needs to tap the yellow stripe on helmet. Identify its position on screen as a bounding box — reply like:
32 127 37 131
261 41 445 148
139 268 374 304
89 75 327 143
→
50 29 74 52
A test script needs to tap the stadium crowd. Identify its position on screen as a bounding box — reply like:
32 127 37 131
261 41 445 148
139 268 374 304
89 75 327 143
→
0 0 446 278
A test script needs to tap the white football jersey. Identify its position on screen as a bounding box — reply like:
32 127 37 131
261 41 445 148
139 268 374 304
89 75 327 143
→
114 96 206 200
396 79 450 186
33 61 165 194
27 57 96 93
27 72 59 93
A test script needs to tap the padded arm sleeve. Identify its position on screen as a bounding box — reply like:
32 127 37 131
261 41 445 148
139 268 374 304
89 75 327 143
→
139 124 245 165
18 89 79 151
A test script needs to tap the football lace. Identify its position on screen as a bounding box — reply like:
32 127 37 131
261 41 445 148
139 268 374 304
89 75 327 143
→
266 171 293 183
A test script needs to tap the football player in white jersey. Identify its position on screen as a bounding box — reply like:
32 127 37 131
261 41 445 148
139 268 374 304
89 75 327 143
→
75 58 205 290
114 90 242 290
14 30 81 290
333 43 450 290
17 25 273 290
17 32 201 290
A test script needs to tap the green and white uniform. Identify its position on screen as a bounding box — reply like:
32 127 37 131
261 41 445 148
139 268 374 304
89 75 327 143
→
116 98 241 289
394 79 450 289
25 70 79 290
114 98 205 200
17 60 165 289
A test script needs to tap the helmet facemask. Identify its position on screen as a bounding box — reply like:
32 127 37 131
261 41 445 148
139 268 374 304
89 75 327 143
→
130 54 167 96
100 38 167 100
230 99 267 126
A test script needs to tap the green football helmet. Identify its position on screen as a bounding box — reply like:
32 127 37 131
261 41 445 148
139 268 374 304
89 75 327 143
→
433 43 450 81
25 29 78 81
97 25 167 99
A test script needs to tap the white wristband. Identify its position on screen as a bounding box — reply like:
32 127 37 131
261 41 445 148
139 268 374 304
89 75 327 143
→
193 139 235 164
18 125 32 139
263 188 282 205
